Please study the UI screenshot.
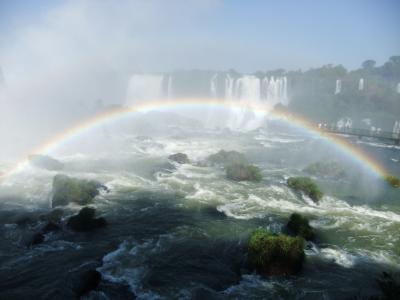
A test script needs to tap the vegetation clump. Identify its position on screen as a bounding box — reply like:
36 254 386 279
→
384 175 400 188
248 228 305 276
226 163 262 182
168 153 190 164
52 174 104 207
286 213 314 241
287 177 323 203
304 161 345 178
207 150 248 166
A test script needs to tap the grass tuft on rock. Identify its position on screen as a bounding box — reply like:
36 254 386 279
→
287 177 323 203
226 163 262 182
248 228 305 276
384 175 400 188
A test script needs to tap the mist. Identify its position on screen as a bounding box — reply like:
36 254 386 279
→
0 1 399 299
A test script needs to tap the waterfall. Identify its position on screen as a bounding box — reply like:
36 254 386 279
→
359 78 364 91
210 74 218 98
224 75 266 130
335 79 342 94
126 74 163 105
167 75 173 98
262 76 288 106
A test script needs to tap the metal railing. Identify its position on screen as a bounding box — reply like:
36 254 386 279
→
318 126 400 144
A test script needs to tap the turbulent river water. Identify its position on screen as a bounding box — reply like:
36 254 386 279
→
0 114 399 299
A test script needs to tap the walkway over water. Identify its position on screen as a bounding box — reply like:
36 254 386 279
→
318 126 400 145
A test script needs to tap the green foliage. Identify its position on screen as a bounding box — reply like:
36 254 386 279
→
384 175 400 188
226 163 262 182
248 228 305 276
304 161 346 178
287 56 400 129
287 177 323 203
287 213 314 240
52 174 100 207
207 150 248 166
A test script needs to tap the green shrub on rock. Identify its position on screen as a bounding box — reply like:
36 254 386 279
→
384 175 400 188
287 177 323 203
226 163 262 182
248 228 305 276
52 174 102 207
207 150 248 166
287 213 314 240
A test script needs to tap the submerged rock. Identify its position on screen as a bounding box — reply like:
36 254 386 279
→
287 177 323 203
376 271 400 300
51 174 105 207
168 153 190 164
67 207 107 232
303 161 346 179
207 150 248 166
42 221 61 233
226 163 262 182
26 233 45 247
286 213 314 241
28 154 64 171
248 228 305 276
75 269 102 297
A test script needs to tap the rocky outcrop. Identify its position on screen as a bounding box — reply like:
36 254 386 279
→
168 153 190 164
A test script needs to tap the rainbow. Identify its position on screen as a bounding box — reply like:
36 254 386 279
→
0 98 387 182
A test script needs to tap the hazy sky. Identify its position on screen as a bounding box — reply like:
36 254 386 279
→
0 0 399 77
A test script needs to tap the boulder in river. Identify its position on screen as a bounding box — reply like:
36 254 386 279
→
168 153 190 164
51 174 106 207
286 213 314 241
248 228 305 276
66 207 107 232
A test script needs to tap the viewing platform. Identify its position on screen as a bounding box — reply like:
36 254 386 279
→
318 126 400 145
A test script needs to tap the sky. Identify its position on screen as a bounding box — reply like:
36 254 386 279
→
0 0 399 160
0 0 399 78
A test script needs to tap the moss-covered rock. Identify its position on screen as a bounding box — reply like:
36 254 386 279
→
66 207 107 232
28 154 64 171
248 229 305 276
226 163 262 182
287 177 323 203
51 175 104 207
304 161 345 178
286 213 314 241
384 175 400 188
207 150 248 166
168 153 190 164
